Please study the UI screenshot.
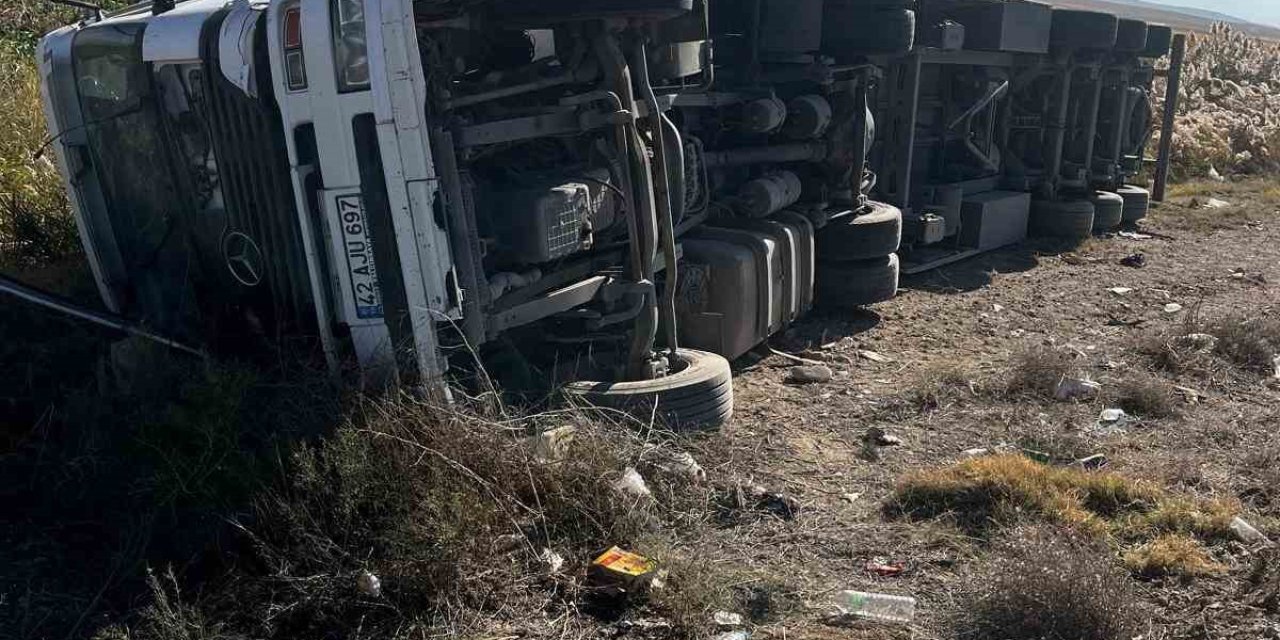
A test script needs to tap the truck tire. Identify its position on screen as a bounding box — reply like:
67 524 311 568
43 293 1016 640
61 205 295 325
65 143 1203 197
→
1115 19 1148 52
816 253 900 310
1050 10 1119 51
824 6 915 55
1117 185 1151 223
564 349 733 430
1030 199 1095 240
1090 190 1125 232
815 201 903 262
1142 25 1173 59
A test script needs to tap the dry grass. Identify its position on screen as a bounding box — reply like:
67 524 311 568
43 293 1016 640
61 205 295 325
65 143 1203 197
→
1123 534 1226 578
890 454 1239 547
960 527 1141 640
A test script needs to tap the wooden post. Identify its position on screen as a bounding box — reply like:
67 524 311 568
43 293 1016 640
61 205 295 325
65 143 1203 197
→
1152 33 1187 202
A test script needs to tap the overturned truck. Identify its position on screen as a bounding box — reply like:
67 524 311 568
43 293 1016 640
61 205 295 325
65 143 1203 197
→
34 0 1178 428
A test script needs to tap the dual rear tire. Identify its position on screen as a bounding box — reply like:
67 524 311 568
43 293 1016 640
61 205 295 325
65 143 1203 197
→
814 201 902 310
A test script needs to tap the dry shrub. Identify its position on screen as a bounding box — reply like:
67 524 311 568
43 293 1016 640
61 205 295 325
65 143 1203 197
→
1138 311 1280 378
901 361 981 412
1205 314 1280 374
1006 345 1077 397
1123 534 1226 578
100 397 718 639
961 527 1141 640
1111 374 1176 418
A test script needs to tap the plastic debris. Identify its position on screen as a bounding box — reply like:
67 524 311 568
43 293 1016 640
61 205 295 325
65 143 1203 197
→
527 425 578 462
589 547 658 594
649 448 707 482
1108 287 1133 296
1164 303 1184 314
1100 408 1128 423
1208 165 1225 182
1175 333 1219 353
787 365 833 384
1273 355 1280 380
714 632 751 640
713 611 744 627
1076 454 1108 470
1231 517 1271 546
729 484 800 520
613 467 652 499
864 426 901 447
540 548 565 574
1055 377 1101 401
834 590 916 624
858 349 892 363
865 560 906 577
962 448 990 457
1120 253 1147 268
1204 197 1231 208
356 570 382 597
1117 231 1153 240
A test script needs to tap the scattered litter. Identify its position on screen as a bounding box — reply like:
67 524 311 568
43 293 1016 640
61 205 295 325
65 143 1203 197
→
356 570 382 598
1174 385 1203 404
842 492 862 504
1208 165 1225 182
865 560 906 577
993 304 1005 313
648 448 707 482
1100 408 1128 423
713 632 751 640
962 448 990 457
713 611 744 627
863 427 902 447
726 484 800 520
787 365 833 385
1120 253 1147 268
1117 230 1154 240
613 467 652 499
589 547 658 594
1022 449 1052 464
1175 333 1219 353
1163 303 1184 314
1092 409 1132 435
822 336 856 351
1075 454 1108 470
1273 355 1280 380
1108 287 1134 296
858 349 892 363
1230 516 1271 546
539 548 566 574
1055 377 1101 401
1204 197 1231 208
834 590 917 624
527 425 578 462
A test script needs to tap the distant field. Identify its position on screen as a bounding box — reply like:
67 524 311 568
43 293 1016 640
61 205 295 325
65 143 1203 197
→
1047 0 1280 39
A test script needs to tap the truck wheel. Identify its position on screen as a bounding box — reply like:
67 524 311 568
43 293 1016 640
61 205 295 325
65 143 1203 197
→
816 201 903 262
816 253 900 310
1050 10 1119 50
1090 191 1125 232
1117 185 1151 223
1030 199 1095 240
824 6 915 55
564 349 733 431
1142 25 1173 59
1114 19 1149 52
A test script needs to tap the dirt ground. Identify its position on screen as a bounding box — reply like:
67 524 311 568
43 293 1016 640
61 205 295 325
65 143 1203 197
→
679 180 1280 639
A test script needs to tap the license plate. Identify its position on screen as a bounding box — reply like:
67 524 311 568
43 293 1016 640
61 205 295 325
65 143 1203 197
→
335 193 384 320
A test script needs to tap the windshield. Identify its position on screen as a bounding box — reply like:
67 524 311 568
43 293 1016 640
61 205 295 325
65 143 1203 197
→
73 22 198 335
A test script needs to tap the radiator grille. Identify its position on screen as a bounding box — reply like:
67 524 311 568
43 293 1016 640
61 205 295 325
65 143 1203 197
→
196 12 314 335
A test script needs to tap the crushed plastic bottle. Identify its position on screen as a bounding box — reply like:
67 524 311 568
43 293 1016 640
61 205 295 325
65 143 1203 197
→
834 590 916 624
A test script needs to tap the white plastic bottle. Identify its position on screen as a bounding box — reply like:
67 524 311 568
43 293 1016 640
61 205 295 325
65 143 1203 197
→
834 590 916 624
